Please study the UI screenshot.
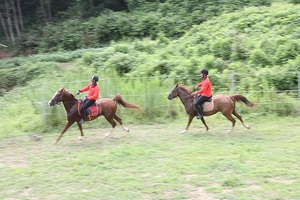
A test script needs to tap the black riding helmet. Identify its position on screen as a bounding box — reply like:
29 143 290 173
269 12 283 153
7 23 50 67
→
200 68 208 75
91 75 99 82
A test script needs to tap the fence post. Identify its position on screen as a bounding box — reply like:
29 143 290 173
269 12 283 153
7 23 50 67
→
231 74 235 94
298 71 300 115
42 83 47 125
168 75 172 119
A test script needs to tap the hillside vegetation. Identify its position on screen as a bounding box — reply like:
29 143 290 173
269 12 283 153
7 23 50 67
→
1 0 272 54
0 3 300 136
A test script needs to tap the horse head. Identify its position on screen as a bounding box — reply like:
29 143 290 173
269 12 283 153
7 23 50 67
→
167 84 180 100
49 88 75 106
168 84 193 100
48 88 65 106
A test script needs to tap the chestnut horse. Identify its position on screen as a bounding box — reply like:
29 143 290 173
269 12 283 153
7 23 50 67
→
167 84 255 134
48 88 141 143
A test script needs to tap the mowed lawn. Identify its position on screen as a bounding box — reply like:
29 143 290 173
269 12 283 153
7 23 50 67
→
0 116 299 200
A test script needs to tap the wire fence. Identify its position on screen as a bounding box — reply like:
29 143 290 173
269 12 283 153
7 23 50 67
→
1 72 300 133
40 72 300 117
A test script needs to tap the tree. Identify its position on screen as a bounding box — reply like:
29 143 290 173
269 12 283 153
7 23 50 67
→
4 0 15 44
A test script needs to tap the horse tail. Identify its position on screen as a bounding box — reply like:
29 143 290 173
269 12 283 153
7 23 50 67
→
230 94 255 107
113 94 142 111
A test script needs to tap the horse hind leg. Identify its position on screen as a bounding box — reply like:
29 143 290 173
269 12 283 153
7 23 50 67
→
223 113 236 133
113 114 129 132
103 115 117 137
232 110 250 129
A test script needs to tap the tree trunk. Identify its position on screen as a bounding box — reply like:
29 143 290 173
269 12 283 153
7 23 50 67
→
16 0 24 30
0 11 10 43
45 0 52 22
39 0 47 23
4 0 15 44
89 0 94 7
11 0 21 36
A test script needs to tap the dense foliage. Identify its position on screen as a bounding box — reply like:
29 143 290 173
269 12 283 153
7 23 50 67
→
0 0 273 54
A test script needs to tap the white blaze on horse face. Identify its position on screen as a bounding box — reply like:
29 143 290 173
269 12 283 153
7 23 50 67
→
48 91 59 105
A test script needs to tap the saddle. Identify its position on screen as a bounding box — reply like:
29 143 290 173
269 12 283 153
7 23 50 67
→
202 98 214 112
194 96 214 112
77 100 99 117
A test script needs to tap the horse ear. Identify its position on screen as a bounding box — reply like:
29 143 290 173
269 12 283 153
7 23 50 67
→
175 83 179 87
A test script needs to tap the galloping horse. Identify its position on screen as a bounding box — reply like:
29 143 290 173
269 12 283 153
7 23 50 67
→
48 88 141 143
167 84 255 134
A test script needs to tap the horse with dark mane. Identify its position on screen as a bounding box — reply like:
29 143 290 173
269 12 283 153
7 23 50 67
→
167 84 255 134
48 88 141 143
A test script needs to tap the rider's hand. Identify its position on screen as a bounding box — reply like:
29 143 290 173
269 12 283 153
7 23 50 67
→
75 90 80 95
83 96 88 101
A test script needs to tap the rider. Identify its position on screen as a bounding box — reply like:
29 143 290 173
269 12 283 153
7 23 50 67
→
76 75 100 124
193 68 212 119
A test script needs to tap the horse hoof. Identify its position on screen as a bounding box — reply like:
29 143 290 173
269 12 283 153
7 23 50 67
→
179 130 187 134
78 136 84 141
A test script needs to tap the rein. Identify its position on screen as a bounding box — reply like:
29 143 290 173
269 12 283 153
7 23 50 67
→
179 94 193 100
177 87 194 100
52 91 78 105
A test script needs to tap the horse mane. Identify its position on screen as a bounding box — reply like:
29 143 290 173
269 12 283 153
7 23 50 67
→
178 84 193 94
60 88 76 99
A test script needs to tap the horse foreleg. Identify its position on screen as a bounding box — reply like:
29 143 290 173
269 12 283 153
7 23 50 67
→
54 121 74 144
76 122 85 141
179 115 194 134
232 110 250 129
200 117 209 131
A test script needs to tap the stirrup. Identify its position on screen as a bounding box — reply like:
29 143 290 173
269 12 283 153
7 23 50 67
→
196 114 203 119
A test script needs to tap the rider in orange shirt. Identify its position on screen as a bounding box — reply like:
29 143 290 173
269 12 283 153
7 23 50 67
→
193 69 212 119
76 75 100 124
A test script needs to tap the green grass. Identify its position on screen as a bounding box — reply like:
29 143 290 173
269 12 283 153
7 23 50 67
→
0 116 299 200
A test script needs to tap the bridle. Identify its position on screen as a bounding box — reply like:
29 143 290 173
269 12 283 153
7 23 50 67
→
49 89 76 106
50 91 64 105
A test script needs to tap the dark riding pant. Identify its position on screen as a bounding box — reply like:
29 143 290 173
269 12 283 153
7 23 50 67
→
80 99 96 120
194 95 211 117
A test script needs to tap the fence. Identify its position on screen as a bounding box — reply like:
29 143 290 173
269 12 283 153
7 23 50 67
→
0 72 299 134
37 72 300 121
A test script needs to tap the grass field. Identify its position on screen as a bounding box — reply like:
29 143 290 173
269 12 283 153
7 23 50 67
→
0 115 299 200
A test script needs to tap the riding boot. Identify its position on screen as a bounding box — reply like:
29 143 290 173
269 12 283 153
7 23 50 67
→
196 105 203 119
79 110 86 124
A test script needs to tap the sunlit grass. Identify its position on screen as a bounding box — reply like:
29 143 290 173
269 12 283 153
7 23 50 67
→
0 116 299 199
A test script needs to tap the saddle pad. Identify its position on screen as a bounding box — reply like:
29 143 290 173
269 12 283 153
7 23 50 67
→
89 105 98 117
203 101 214 112
77 101 99 116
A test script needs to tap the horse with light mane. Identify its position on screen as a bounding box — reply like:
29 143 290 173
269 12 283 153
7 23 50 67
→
167 84 255 134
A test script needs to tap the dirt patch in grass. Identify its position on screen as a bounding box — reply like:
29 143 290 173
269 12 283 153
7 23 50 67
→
185 184 217 200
